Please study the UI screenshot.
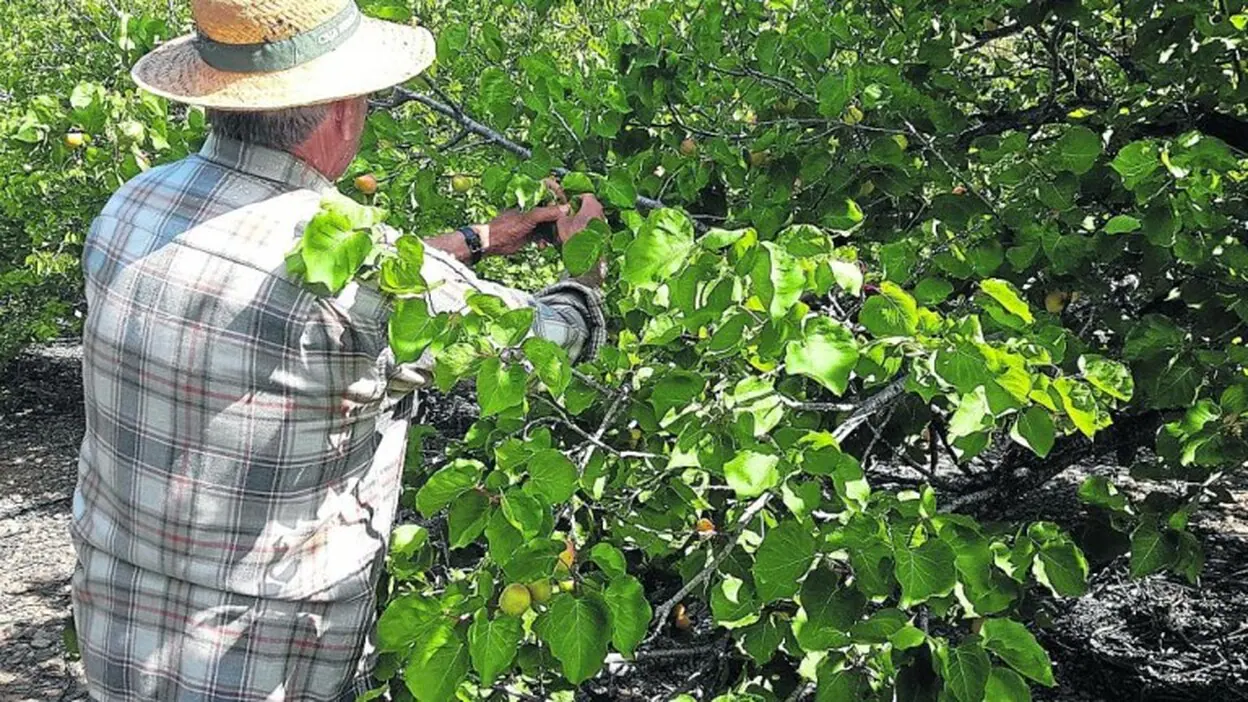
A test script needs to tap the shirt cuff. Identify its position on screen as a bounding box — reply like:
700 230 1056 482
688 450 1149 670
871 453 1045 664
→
536 280 607 363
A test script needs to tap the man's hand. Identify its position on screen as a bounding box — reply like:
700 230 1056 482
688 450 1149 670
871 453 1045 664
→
486 205 569 256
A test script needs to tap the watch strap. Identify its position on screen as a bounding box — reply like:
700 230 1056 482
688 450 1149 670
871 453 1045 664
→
458 226 484 264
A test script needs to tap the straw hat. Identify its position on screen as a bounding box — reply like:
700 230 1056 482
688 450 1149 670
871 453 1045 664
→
132 0 435 111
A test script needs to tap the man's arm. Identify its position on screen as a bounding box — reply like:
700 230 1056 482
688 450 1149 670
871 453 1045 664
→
425 205 568 264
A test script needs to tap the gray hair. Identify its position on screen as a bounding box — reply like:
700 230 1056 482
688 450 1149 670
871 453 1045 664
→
206 104 330 151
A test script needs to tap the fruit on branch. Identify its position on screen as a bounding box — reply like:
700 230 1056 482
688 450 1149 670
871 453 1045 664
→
680 137 698 156
952 185 968 196
558 579 576 593
499 583 532 616
1045 291 1070 314
451 174 473 193
747 149 771 167
558 539 576 570
354 173 378 195
695 517 716 537
673 603 692 630
844 105 865 125
527 579 554 604
64 132 85 149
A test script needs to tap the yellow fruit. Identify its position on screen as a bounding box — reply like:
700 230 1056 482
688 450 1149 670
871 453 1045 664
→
673 603 692 630
499 583 532 616
844 105 864 125
64 133 85 149
857 180 876 198
1045 291 1069 315
559 540 576 570
527 579 554 604
695 518 716 536
952 185 968 196
747 150 770 167
680 138 697 156
558 579 576 593
451 175 473 193
354 174 378 195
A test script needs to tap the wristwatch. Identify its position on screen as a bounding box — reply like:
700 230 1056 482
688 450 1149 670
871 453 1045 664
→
458 226 484 264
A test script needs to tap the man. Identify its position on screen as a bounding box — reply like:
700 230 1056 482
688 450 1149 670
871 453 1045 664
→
71 1 606 700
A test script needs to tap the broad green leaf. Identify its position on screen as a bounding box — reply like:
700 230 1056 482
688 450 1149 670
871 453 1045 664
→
860 282 919 337
1103 215 1142 234
893 537 957 607
914 276 954 305
291 195 378 295
523 337 572 397
468 610 522 686
986 666 1032 701
827 259 865 296
477 357 528 417
785 317 860 396
1010 406 1055 458
942 641 992 702
417 460 484 517
1051 126 1102 175
796 566 864 651
980 279 1034 325
622 208 694 287
981 618 1055 686
849 608 907 643
948 387 993 440
754 242 806 319
1130 520 1178 577
1079 354 1134 402
502 489 546 541
589 542 628 579
540 594 612 683
604 576 651 657
447 490 491 548
753 520 817 603
562 225 606 276
376 593 449 653
816 73 854 117
526 449 578 504
724 450 781 498
700 227 751 250
404 628 470 702
740 613 785 664
1032 541 1088 597
603 169 638 208
1111 140 1161 190
1054 378 1102 438
389 298 446 364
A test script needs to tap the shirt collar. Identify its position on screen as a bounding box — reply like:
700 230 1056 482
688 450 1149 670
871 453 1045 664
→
197 133 334 192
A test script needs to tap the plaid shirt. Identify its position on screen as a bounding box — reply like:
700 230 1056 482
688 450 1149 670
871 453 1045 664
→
71 133 603 702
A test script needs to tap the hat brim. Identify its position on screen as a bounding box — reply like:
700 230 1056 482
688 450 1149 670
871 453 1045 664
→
132 19 435 111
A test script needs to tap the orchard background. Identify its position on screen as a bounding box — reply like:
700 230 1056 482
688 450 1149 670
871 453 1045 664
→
1 0 1247 701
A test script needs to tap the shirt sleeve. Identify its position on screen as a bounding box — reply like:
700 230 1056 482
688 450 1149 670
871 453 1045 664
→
381 237 606 396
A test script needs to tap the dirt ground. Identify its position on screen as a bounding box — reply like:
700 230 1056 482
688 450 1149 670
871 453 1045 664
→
1 344 1245 702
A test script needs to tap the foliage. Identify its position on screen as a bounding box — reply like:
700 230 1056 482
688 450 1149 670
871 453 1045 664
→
6 0 1247 699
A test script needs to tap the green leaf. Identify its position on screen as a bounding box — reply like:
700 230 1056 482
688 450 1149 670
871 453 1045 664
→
1054 378 1101 438
796 566 864 651
816 73 854 117
754 242 806 319
563 225 606 276
1111 141 1161 190
540 594 612 683
948 386 993 441
1079 354 1134 402
980 279 1034 325
502 489 546 541
1103 215 1142 234
893 537 957 607
447 490 491 548
816 662 867 701
942 641 992 702
827 259 865 297
477 357 528 417
417 460 484 517
291 195 379 295
479 66 517 127
986 667 1033 702
981 618 1055 686
914 276 954 305
1010 406 1055 458
376 593 449 653
561 171 595 194
526 449 578 504
700 227 751 250
740 612 785 664
589 542 628 579
1032 541 1088 597
523 337 572 397
389 298 446 364
785 317 859 396
1130 520 1178 577
622 208 695 287
468 610 522 686
753 520 817 603
603 169 638 208
860 282 919 337
404 627 470 702
724 450 781 498
604 576 652 656
1051 126 1102 175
